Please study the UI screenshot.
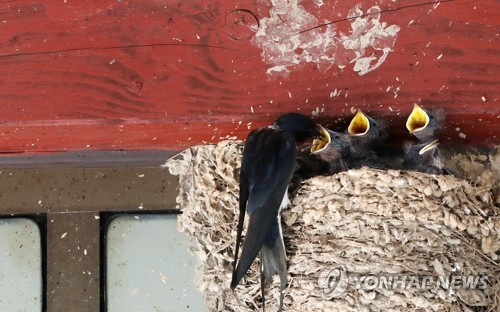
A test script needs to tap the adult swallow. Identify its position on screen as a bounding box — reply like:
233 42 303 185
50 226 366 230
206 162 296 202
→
346 110 384 168
406 104 439 141
231 113 320 311
402 139 449 174
309 125 351 174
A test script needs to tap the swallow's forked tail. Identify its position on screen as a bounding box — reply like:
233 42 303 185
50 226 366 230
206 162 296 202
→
259 217 287 312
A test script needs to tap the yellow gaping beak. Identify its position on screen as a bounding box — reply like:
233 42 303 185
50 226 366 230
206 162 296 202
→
419 139 439 155
311 125 330 153
348 110 370 136
406 104 429 133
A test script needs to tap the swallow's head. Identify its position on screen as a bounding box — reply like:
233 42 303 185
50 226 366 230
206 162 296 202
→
311 125 350 155
404 139 441 171
406 104 436 134
406 139 440 162
275 112 321 143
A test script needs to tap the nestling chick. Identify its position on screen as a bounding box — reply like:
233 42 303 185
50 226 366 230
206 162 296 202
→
347 110 385 168
403 140 449 174
310 125 351 174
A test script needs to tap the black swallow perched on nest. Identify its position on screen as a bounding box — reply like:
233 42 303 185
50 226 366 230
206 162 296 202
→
231 113 321 312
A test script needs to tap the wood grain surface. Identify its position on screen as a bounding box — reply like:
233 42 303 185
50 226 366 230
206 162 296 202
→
0 0 498 153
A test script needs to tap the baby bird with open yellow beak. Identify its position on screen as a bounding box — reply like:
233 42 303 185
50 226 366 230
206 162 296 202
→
406 104 439 141
346 110 383 168
309 125 351 174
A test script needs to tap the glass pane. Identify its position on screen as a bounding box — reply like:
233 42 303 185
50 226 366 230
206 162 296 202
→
0 218 42 312
106 215 206 312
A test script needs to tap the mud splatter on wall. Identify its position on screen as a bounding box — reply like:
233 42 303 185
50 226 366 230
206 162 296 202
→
252 2 400 77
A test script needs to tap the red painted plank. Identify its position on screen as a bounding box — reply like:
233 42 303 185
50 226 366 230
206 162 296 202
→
0 0 498 153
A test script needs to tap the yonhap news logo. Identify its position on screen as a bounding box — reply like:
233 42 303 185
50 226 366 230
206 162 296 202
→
318 266 491 299
317 265 349 299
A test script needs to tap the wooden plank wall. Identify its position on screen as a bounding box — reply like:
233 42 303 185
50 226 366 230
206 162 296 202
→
0 0 498 153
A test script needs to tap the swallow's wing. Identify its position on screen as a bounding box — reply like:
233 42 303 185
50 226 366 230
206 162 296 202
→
231 129 256 280
231 127 296 288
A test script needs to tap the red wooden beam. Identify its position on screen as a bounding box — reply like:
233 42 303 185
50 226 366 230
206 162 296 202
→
0 0 498 153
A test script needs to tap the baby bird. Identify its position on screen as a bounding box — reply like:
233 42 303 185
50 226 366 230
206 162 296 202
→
310 125 351 175
403 140 447 174
346 110 384 168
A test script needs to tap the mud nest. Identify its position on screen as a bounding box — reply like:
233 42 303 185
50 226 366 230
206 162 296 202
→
165 141 500 312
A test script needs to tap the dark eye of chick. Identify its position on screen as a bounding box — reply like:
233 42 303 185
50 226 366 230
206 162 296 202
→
334 135 340 140
430 115 434 119
372 122 377 126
